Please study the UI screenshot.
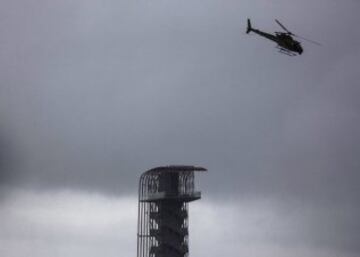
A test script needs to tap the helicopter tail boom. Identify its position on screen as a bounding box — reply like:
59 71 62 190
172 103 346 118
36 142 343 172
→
246 19 252 34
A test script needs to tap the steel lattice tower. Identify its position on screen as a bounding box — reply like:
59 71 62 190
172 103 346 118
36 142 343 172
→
137 165 206 257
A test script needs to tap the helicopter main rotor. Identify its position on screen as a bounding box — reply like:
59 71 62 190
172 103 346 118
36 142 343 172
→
275 19 293 35
275 19 321 46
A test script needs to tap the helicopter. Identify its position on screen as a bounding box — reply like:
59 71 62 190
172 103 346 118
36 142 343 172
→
246 19 321 56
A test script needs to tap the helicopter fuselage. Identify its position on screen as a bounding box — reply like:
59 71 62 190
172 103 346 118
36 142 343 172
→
249 28 303 55
275 33 303 54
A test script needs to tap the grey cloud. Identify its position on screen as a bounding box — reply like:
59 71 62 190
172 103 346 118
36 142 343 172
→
0 0 359 201
0 0 360 255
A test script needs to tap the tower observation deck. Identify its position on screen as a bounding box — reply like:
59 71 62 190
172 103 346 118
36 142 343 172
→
137 165 206 257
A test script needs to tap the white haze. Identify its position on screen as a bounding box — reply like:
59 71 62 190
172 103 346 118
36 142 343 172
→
0 189 357 257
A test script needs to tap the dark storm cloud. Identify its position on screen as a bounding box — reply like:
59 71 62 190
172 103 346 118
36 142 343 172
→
0 1 360 255
0 126 21 188
0 134 10 182
0 0 359 198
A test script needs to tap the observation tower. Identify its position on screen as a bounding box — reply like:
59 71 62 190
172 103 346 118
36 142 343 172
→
137 165 206 257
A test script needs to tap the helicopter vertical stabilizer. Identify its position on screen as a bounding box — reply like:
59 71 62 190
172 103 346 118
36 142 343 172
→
246 19 252 34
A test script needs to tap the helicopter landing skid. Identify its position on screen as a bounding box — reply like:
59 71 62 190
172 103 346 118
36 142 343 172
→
276 46 297 56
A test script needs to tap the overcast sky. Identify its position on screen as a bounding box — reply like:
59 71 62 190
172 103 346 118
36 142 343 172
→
1 0 360 257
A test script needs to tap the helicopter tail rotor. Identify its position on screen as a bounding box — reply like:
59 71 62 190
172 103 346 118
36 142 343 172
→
246 19 252 34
